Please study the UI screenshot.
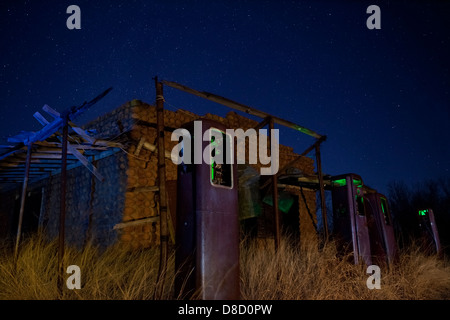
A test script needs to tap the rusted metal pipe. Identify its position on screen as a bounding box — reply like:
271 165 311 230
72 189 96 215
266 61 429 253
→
315 143 328 242
253 116 271 131
154 77 169 299
269 118 281 251
347 176 360 265
13 143 33 264
260 135 326 190
161 80 324 139
57 111 69 295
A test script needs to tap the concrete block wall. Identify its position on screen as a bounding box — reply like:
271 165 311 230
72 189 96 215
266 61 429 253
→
33 102 133 247
0 188 17 240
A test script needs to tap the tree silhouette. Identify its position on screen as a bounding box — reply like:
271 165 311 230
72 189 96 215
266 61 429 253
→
388 177 450 255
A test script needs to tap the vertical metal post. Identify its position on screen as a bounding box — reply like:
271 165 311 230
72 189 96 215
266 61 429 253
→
269 118 280 251
154 77 169 299
58 112 69 295
85 157 96 246
347 176 359 265
14 143 33 264
315 143 328 242
37 187 46 231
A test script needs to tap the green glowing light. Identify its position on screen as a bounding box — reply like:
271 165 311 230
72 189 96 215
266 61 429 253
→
332 178 347 187
381 197 390 225
418 209 428 216
380 197 387 214
211 136 215 182
332 178 363 187
355 195 365 216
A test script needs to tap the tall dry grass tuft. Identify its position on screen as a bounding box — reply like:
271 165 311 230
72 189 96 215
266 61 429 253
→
0 233 448 299
0 233 174 300
240 236 450 300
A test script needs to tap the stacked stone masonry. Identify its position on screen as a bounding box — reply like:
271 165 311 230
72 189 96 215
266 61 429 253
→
0 99 317 250
121 100 317 249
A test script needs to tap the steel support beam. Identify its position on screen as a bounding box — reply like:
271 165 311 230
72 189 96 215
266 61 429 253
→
162 80 324 139
269 118 281 251
13 143 33 264
57 112 69 296
154 77 169 299
315 143 328 242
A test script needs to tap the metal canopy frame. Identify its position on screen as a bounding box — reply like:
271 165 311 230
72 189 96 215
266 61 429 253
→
161 79 330 246
0 88 119 295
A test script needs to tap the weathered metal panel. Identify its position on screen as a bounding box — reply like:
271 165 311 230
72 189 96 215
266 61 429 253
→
418 208 441 254
175 119 240 300
366 193 398 265
331 173 372 266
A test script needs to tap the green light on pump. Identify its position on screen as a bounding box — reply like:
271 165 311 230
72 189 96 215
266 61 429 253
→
211 136 215 182
332 178 363 187
352 179 362 187
332 179 347 187
380 198 387 214
418 209 428 216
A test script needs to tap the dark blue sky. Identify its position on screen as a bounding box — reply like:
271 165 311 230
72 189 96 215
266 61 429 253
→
0 0 449 195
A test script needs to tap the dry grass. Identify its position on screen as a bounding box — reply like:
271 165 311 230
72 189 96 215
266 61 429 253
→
240 237 450 300
0 234 448 300
0 234 175 300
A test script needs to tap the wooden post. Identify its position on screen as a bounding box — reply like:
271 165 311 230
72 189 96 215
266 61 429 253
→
154 77 169 299
13 143 33 264
269 118 281 251
57 112 69 295
315 143 328 242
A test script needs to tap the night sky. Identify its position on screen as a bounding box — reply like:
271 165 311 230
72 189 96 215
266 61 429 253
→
0 0 449 196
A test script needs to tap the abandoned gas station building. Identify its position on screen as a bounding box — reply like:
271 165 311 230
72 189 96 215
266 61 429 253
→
0 92 320 250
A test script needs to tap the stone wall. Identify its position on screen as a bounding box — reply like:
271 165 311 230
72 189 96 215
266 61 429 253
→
121 100 317 249
0 99 318 249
